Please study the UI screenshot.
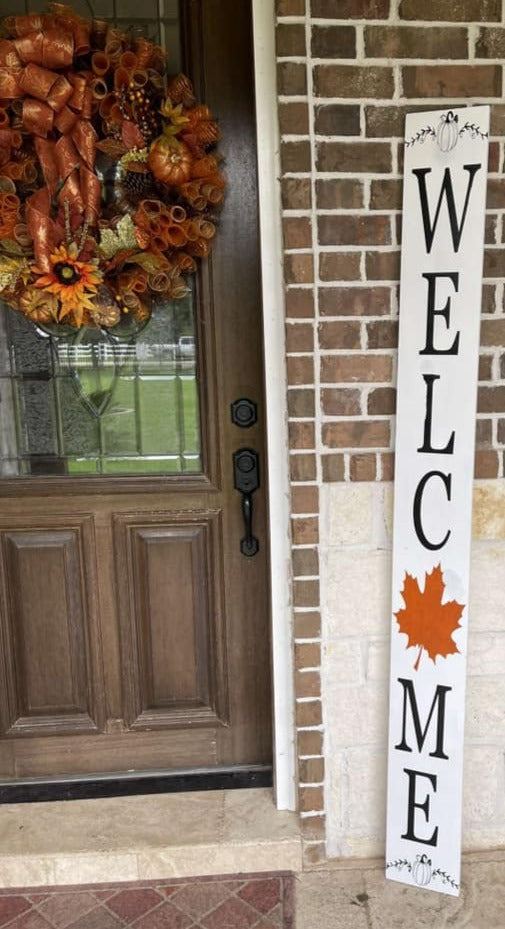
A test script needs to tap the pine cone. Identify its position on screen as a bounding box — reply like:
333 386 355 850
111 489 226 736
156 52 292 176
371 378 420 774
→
121 167 156 202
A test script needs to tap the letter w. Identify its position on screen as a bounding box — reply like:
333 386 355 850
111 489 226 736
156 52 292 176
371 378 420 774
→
395 678 451 760
412 164 481 254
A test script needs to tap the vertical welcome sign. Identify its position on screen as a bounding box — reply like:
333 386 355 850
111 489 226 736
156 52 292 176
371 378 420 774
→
386 106 489 896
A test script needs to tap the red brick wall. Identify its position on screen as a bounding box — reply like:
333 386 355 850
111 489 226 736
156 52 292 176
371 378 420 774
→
277 0 505 864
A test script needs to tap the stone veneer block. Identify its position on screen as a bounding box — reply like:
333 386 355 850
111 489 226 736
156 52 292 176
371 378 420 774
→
0 857 54 889
469 544 505 630
472 481 505 538
53 855 139 886
322 548 391 638
322 483 374 548
323 641 362 686
136 842 302 880
0 790 301 888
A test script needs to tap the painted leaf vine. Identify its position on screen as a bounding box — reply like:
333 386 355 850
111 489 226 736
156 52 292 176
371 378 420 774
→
395 565 464 670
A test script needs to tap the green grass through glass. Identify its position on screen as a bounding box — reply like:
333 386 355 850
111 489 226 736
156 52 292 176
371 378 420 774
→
65 367 200 476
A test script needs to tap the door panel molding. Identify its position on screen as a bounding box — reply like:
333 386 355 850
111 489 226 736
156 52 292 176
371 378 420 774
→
0 516 105 738
113 510 229 731
0 729 218 780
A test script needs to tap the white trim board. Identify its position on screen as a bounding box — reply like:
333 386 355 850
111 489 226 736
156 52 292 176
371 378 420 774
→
252 0 297 812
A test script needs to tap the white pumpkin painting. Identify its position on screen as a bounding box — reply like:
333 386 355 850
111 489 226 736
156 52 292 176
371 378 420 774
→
436 111 459 152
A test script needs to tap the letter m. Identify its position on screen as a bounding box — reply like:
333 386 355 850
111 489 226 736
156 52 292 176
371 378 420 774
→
412 164 481 254
395 678 451 760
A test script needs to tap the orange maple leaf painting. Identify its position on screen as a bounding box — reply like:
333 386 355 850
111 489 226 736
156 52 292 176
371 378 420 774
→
395 565 464 671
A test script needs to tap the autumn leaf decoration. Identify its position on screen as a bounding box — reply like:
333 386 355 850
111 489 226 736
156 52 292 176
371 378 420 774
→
395 565 464 671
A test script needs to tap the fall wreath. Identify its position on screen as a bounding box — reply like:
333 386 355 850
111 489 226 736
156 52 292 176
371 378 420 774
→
0 3 225 330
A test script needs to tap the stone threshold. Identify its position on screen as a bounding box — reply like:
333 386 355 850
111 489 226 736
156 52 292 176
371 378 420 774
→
0 788 302 889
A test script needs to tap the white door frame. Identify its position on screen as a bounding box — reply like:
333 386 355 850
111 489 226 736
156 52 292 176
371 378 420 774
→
252 0 297 811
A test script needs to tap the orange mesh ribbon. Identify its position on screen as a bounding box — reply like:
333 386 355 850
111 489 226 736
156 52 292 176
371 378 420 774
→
19 63 73 110
35 118 100 228
0 127 21 165
0 189 20 240
3 11 101 264
14 29 73 69
22 98 54 137
25 188 64 273
6 7 90 56
4 14 44 38
0 39 23 98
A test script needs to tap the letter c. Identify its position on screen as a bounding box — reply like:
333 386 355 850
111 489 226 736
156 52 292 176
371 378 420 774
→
413 471 451 551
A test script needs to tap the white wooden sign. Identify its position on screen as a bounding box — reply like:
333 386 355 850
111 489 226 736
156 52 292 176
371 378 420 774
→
386 105 490 896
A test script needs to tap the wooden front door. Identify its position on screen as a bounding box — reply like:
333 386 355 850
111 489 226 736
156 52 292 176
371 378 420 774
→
0 0 271 781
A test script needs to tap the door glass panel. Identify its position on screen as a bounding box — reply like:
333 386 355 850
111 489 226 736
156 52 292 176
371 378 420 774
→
0 1 200 477
0 297 200 476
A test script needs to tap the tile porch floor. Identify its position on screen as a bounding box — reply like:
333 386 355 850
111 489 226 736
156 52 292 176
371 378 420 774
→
0 874 294 929
3 858 505 929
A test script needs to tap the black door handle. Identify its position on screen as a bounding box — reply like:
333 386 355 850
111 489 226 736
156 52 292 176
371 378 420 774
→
233 448 259 556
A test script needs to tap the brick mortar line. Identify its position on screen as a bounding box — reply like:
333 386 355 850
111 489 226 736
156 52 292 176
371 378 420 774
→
309 245 399 251
308 209 401 215
311 133 504 142
318 348 397 354
310 171 502 178
305 19 504 25
278 55 499 65
319 382 395 388
311 56 505 64
312 56 500 64
347 56 500 63
289 350 396 357
306 95 504 103
320 413 394 421
315 281 396 287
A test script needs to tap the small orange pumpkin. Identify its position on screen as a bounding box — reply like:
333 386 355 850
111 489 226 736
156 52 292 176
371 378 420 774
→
18 289 58 323
148 138 193 186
